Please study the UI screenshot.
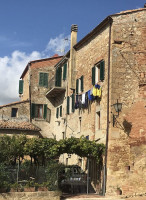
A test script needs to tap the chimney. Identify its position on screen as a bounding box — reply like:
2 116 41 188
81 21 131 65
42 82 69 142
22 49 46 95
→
69 24 78 89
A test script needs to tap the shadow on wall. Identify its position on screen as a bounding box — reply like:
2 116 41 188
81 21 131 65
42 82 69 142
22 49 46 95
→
123 119 132 136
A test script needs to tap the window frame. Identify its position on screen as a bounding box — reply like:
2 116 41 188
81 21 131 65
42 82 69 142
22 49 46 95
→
92 60 105 85
11 108 18 118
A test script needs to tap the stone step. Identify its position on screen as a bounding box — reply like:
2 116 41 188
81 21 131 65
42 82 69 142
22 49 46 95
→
62 197 124 200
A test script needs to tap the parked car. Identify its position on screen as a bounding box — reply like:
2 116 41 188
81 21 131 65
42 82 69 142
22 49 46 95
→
59 165 87 193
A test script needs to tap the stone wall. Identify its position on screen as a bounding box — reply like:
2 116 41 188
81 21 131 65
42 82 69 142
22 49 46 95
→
30 57 62 138
0 101 30 121
106 10 146 196
0 191 61 200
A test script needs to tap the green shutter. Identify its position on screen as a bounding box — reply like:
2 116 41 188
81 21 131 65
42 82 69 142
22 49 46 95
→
39 73 44 86
55 68 58 86
76 79 79 94
19 80 24 94
44 73 48 87
60 106 62 117
31 103 35 119
63 63 67 80
72 94 75 113
56 107 59 118
92 66 95 85
43 104 47 119
81 76 84 92
58 67 62 87
67 96 70 115
100 60 105 81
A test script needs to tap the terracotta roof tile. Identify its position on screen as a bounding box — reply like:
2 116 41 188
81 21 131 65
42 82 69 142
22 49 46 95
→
111 7 146 16
0 100 29 108
0 120 41 131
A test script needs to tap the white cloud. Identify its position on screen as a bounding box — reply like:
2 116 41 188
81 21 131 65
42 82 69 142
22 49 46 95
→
44 34 70 56
0 34 70 105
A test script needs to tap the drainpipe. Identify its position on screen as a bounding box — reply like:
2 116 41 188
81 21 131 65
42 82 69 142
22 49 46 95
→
103 19 112 195
28 63 32 122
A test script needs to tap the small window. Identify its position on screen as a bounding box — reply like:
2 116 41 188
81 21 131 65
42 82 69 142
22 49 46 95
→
39 72 48 87
97 111 100 130
11 108 18 118
76 75 84 94
92 60 105 85
56 105 63 118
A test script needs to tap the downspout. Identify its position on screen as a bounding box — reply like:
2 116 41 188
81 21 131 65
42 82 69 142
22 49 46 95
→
103 18 112 195
28 63 32 122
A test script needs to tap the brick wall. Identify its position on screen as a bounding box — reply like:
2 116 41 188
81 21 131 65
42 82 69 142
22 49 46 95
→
106 10 146 196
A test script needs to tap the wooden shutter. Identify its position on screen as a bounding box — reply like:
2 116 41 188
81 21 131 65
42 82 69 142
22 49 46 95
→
43 104 47 119
19 80 24 94
72 94 75 113
58 67 62 87
76 79 79 94
44 73 48 87
60 106 62 117
39 73 44 86
67 96 70 115
92 66 95 85
31 103 35 119
55 68 58 86
56 107 59 118
100 60 105 81
63 63 67 80
46 108 51 123
81 76 84 92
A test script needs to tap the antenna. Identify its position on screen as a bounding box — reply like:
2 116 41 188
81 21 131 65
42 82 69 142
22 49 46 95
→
56 38 70 55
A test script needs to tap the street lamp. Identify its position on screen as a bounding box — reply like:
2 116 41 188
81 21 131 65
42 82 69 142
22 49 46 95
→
112 99 122 127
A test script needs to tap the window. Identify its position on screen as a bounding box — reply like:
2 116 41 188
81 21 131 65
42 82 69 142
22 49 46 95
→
31 104 47 119
76 75 84 94
67 94 75 115
39 72 48 87
56 105 62 118
11 108 18 117
92 60 105 85
97 111 100 130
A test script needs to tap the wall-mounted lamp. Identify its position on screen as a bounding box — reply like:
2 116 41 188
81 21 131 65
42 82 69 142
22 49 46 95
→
112 99 122 127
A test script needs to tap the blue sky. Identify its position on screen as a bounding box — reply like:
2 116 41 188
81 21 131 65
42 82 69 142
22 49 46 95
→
0 0 145 105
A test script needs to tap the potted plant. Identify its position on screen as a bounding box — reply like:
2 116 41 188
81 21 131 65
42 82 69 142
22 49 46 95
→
37 182 48 191
23 180 35 192
10 183 19 192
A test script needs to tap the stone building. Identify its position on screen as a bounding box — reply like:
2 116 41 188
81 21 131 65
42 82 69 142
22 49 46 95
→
0 55 62 137
0 7 145 197
46 7 146 196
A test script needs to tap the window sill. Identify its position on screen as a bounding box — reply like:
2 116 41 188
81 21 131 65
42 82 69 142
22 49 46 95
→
34 118 45 121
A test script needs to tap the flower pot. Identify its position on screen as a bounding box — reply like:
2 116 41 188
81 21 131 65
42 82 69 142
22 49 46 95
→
38 187 48 191
24 187 35 192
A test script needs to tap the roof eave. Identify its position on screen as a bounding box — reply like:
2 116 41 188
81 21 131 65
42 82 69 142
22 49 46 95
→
74 16 113 50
